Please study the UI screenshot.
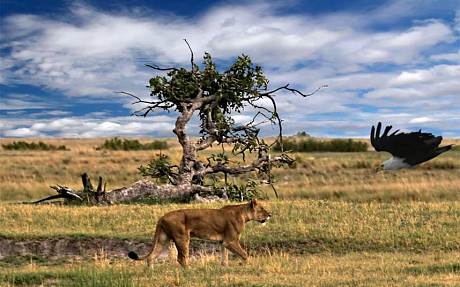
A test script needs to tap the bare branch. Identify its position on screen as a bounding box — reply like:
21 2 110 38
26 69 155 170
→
116 91 144 102
196 134 244 151
183 38 195 71
117 91 175 117
145 64 178 72
261 84 327 97
199 154 294 177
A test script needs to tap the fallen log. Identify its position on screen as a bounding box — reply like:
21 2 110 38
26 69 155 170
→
32 173 219 205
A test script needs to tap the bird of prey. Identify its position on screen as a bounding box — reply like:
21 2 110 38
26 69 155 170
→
370 122 452 170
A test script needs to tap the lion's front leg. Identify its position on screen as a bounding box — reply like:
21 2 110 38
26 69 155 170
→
223 240 248 262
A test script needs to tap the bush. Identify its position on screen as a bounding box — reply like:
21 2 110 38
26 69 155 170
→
138 153 176 183
273 138 368 152
97 138 168 151
225 180 260 201
2 141 68 151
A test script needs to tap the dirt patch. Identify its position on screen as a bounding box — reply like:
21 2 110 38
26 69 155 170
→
0 236 329 266
0 236 224 264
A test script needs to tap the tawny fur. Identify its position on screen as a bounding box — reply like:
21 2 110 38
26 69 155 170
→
128 199 271 267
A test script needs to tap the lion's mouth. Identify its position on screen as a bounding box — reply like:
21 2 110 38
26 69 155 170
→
259 216 271 224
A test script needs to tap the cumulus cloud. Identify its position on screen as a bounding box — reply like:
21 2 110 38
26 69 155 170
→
455 10 460 32
3 127 44 137
1 2 456 95
0 115 176 138
409 117 436 124
1 0 459 138
0 94 54 110
430 50 460 62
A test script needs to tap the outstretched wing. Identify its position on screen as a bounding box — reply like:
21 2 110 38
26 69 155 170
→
370 122 442 158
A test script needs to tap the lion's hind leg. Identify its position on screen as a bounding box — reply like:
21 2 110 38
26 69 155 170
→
172 233 190 268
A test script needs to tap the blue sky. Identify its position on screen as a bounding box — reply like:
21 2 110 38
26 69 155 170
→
1 0 459 138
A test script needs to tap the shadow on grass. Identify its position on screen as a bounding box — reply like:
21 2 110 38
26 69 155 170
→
405 263 460 275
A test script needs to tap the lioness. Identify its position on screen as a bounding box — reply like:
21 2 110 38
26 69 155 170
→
128 199 271 267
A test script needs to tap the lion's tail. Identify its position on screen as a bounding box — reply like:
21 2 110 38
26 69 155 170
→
127 223 162 261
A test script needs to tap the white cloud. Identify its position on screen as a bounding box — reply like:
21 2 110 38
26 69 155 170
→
1 3 456 97
430 50 460 62
409 116 436 124
0 115 177 138
1 1 459 138
0 98 50 110
3 127 43 137
455 10 460 32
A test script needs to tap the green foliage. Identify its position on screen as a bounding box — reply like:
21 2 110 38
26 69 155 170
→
138 154 177 183
149 53 268 111
148 53 268 134
97 138 167 151
2 141 67 151
274 138 368 152
210 179 260 201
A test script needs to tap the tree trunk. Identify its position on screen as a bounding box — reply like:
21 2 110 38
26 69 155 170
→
173 103 199 185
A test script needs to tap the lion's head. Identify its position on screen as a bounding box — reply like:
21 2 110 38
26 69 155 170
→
248 199 271 223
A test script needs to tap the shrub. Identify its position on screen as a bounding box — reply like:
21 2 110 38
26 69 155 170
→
97 138 168 151
138 153 176 183
273 138 368 152
225 180 260 201
2 141 68 151
296 131 310 137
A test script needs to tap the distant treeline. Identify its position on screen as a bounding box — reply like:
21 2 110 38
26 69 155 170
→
273 138 368 152
2 141 68 151
97 137 168 151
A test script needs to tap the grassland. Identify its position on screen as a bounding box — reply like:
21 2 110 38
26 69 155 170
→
2 252 459 286
1 200 459 286
0 138 459 286
0 138 459 202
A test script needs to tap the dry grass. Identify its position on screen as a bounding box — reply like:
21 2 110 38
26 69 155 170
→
1 252 459 286
1 201 459 252
0 138 459 202
0 137 459 286
1 199 459 286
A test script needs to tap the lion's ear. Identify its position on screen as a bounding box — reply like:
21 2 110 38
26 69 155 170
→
250 199 257 208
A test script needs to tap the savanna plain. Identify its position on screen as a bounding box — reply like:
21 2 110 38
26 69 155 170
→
0 138 459 287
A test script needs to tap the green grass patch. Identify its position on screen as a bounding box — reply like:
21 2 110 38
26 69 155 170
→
1 201 458 253
1 252 459 286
